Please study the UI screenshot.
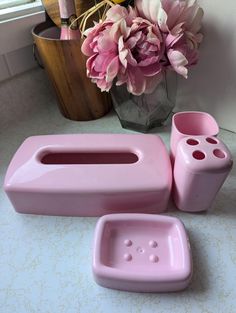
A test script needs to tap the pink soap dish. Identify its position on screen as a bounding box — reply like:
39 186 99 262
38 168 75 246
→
93 214 192 292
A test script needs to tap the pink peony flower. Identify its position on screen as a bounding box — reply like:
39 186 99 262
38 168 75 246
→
136 0 203 78
81 20 120 92
136 0 203 34
81 5 165 95
165 31 200 78
116 17 164 95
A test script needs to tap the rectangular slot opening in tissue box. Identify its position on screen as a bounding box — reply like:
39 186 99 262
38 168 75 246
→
40 152 139 165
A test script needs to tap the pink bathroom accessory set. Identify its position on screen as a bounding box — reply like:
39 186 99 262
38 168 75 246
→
4 111 233 293
4 111 232 215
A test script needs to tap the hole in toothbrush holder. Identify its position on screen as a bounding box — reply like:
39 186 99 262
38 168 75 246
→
206 137 218 144
186 138 199 146
192 150 205 160
213 149 226 159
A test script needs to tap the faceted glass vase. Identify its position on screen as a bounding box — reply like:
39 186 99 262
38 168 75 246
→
111 71 177 132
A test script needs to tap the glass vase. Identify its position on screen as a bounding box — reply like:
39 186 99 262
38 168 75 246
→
111 71 177 132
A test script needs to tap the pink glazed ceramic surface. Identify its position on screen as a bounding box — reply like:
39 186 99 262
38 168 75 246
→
4 134 172 216
173 136 233 212
170 111 219 161
93 214 192 292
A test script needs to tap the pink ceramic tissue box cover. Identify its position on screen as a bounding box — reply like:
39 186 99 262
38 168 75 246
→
4 134 172 216
173 136 233 212
93 213 192 292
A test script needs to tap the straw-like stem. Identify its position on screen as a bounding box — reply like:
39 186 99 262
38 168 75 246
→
69 0 116 36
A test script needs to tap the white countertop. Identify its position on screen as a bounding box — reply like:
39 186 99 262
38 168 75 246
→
0 69 236 313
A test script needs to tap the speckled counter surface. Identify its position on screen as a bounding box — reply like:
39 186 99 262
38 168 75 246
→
0 69 236 313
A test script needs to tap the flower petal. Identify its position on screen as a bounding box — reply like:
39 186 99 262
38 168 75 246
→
149 0 162 23
157 4 169 33
106 56 120 83
167 49 188 78
126 67 146 95
106 5 128 22
140 62 162 77
136 0 152 20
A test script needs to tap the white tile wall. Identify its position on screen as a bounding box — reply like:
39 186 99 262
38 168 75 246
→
0 54 10 81
5 45 37 76
0 11 45 55
0 10 44 83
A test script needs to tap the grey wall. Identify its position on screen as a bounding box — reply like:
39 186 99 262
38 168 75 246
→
176 0 236 132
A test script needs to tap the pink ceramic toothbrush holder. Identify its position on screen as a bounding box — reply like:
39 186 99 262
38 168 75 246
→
93 213 192 292
170 111 219 161
4 134 172 216
173 136 233 212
